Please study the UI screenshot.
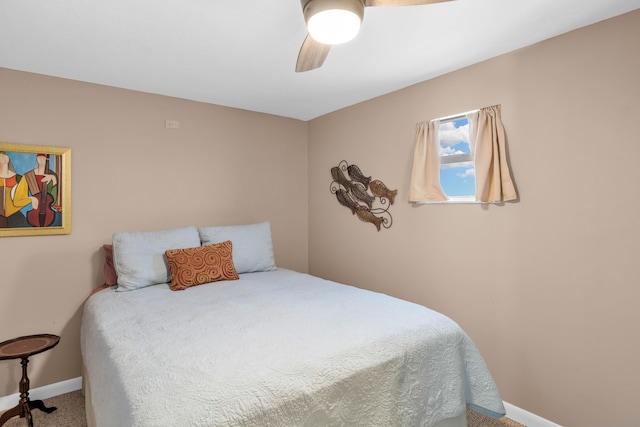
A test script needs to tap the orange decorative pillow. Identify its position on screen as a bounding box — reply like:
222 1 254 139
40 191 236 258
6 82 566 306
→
165 241 239 291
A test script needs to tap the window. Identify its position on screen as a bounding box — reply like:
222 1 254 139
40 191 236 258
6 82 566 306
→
438 117 475 201
408 105 517 204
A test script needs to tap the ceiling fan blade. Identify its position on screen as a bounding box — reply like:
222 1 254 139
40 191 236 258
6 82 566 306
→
365 0 453 6
296 34 331 73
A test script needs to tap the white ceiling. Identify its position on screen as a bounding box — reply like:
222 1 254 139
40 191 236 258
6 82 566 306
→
1 1 638 121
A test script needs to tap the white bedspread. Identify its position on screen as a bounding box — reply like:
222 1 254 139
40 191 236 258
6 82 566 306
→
81 269 504 427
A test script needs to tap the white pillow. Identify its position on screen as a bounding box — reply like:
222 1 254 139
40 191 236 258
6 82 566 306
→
112 226 201 291
197 222 277 274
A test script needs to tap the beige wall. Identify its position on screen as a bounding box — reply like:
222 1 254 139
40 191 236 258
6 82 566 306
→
0 70 309 395
308 9 640 427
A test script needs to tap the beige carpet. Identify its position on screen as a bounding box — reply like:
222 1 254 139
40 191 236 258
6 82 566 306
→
2 390 525 426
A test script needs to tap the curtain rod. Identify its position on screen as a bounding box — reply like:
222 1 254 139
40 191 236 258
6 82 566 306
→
431 104 501 123
435 109 477 122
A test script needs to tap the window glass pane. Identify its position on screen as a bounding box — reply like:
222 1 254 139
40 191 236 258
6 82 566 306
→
440 162 475 197
439 118 475 197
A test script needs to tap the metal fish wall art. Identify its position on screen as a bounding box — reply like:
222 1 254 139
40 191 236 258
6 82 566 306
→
347 164 371 188
335 189 359 214
369 180 397 205
329 160 396 231
355 206 384 231
350 182 375 208
330 167 352 191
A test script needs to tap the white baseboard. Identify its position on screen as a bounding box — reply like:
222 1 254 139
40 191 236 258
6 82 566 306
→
1 377 563 427
0 376 82 411
504 401 563 427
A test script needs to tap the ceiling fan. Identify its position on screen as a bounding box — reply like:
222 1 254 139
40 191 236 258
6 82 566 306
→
296 0 454 72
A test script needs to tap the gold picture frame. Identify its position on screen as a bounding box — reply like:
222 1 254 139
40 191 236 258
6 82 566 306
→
0 142 71 237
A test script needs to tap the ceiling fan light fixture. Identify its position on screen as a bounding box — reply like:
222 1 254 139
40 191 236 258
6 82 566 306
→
302 0 365 45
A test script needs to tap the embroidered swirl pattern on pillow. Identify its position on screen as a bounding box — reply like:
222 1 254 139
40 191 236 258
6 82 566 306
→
165 241 239 291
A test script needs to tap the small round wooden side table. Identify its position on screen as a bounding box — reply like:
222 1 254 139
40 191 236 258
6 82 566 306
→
0 334 60 427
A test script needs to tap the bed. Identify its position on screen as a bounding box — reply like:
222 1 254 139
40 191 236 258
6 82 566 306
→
81 222 505 427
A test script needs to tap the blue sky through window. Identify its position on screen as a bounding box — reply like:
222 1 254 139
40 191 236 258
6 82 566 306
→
439 118 475 197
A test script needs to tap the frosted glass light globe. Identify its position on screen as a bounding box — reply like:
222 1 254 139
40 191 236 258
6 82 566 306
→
307 9 362 45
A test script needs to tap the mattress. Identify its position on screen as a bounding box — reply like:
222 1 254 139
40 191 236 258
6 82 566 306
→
81 269 505 426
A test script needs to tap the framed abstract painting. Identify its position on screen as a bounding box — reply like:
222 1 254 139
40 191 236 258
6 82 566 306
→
0 142 71 237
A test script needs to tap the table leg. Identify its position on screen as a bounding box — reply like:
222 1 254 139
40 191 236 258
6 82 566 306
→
21 400 33 427
29 399 57 414
18 356 32 426
0 356 57 427
0 405 21 427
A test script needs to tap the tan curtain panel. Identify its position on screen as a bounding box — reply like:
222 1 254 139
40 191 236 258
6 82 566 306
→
408 120 447 202
468 105 517 203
